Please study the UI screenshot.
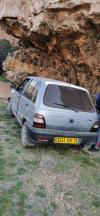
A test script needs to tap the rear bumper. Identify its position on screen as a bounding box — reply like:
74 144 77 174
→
26 123 98 146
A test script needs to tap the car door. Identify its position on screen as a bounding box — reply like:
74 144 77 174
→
17 80 39 124
11 78 30 117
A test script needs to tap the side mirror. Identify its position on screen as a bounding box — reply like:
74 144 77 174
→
10 83 16 89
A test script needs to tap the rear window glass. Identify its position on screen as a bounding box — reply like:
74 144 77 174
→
44 84 94 112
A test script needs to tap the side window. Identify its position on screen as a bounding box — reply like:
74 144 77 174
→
23 80 38 100
32 85 39 103
16 79 30 94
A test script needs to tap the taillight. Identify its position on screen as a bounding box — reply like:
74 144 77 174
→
90 121 99 132
33 114 46 128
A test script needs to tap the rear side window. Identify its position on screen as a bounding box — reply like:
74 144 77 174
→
32 86 38 103
44 84 94 112
23 80 38 100
16 78 30 93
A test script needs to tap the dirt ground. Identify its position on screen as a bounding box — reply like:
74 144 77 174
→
0 81 100 216
0 81 11 100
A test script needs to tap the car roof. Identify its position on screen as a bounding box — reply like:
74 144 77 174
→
27 76 88 92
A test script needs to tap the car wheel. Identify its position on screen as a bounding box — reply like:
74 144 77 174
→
21 122 35 148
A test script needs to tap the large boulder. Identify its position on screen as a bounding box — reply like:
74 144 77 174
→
0 0 100 98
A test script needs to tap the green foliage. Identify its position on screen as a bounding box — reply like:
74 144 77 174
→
0 158 6 180
92 195 100 208
35 185 46 198
17 167 26 175
0 75 6 81
0 39 18 75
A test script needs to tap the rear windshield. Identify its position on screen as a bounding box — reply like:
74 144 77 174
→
44 84 94 112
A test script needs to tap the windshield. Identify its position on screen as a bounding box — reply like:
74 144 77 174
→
43 84 94 112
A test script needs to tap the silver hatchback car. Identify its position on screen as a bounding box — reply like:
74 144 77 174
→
7 76 98 148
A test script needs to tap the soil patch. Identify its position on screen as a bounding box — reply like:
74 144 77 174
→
0 81 11 100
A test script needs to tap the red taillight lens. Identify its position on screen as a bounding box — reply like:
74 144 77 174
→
37 136 48 142
90 121 99 132
33 114 46 128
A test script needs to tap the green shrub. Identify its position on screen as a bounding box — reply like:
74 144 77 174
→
0 39 18 75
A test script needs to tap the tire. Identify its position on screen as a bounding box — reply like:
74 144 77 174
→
21 122 35 148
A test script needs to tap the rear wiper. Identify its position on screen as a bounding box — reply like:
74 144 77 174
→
54 103 79 112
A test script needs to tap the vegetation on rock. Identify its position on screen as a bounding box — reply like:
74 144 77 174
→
0 39 18 75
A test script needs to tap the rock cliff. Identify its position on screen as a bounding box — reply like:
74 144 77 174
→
0 26 18 44
0 0 100 98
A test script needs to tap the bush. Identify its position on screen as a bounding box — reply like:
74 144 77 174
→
0 39 18 75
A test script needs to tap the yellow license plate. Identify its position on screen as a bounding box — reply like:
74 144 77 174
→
54 137 78 144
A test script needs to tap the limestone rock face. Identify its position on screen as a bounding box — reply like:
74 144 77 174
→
0 26 18 44
0 0 100 98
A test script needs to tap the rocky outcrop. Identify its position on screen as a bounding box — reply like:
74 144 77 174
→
0 26 18 44
0 0 100 98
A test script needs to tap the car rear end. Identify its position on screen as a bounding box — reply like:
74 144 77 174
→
27 80 98 146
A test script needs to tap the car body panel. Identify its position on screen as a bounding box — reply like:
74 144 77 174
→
35 106 97 132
